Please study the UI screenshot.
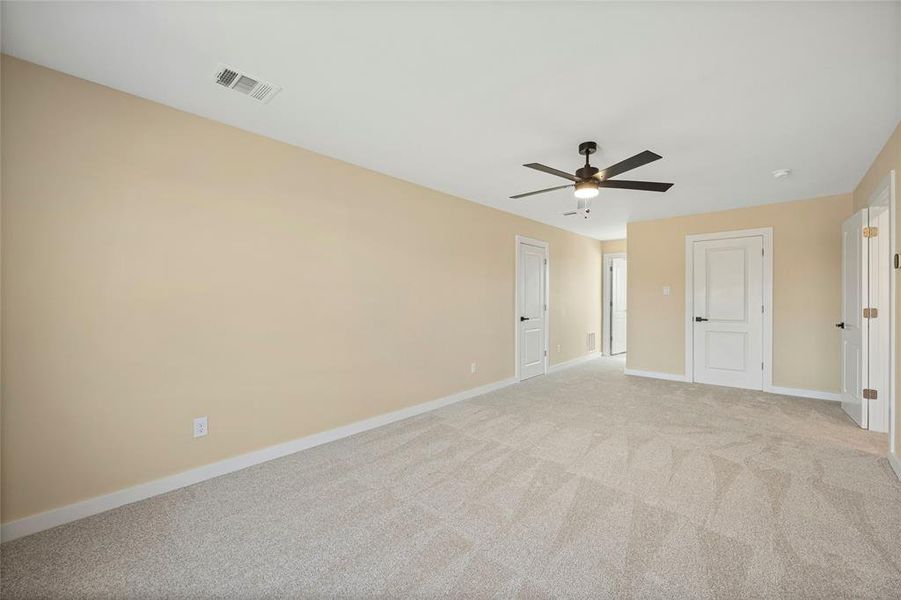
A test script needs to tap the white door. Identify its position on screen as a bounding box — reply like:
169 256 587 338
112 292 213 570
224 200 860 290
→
518 241 547 380
692 236 764 389
610 257 627 355
841 209 868 427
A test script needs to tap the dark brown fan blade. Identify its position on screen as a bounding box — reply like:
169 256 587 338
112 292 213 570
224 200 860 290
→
596 150 662 180
523 163 579 182
510 184 574 199
596 180 673 192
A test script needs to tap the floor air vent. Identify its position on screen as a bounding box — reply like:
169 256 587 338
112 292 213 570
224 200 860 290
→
214 65 281 104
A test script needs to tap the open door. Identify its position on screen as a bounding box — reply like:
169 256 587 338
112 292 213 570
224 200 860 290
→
610 256 627 355
840 209 868 428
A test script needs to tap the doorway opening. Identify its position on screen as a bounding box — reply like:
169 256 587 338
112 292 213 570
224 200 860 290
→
603 252 627 356
684 228 774 391
515 235 549 381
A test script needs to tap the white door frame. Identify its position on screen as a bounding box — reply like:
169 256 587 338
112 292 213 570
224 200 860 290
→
865 171 896 447
684 227 774 390
514 235 549 381
602 252 626 356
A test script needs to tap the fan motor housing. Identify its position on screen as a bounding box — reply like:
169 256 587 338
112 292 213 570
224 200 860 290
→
575 166 599 180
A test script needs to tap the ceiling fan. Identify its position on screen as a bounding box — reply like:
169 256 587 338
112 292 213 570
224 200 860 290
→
511 141 673 200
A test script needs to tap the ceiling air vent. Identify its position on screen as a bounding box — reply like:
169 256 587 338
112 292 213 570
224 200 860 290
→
214 65 281 104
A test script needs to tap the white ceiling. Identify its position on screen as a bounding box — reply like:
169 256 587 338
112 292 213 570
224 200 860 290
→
2 1 899 240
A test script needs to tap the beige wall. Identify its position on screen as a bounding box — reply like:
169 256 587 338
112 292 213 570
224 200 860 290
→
0 56 602 522
601 239 626 254
626 194 852 392
852 123 901 456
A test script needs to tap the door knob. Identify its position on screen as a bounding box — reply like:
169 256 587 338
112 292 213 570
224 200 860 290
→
694 317 709 322
520 316 530 322
835 322 845 329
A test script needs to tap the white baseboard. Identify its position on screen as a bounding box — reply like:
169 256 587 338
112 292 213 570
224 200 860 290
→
764 385 841 402
623 368 689 382
623 370 841 403
1 376 518 543
548 351 601 373
888 452 901 481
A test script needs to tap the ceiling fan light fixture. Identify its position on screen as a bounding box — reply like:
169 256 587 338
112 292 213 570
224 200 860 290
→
574 180 599 199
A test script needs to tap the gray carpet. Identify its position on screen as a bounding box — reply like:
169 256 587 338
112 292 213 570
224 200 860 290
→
3 357 901 599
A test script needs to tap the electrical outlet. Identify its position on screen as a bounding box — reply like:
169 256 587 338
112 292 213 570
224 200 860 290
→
663 286 671 296
193 416 208 438
556 344 561 353
470 362 477 374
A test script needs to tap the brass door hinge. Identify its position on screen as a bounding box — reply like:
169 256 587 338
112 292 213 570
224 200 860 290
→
864 307 879 319
864 226 879 238
863 388 878 400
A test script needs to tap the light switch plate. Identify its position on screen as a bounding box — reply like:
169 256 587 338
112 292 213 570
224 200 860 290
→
663 286 671 296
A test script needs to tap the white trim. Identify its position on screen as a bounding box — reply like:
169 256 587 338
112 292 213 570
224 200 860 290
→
624 369 840 402
888 451 901 481
891 171 896 454
514 235 549 381
602 252 626 356
548 351 601 373
623 368 690 382
765 385 841 402
684 227 774 392
0 375 518 543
